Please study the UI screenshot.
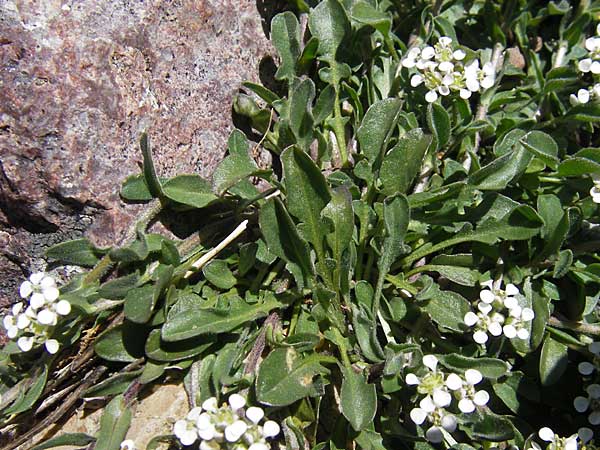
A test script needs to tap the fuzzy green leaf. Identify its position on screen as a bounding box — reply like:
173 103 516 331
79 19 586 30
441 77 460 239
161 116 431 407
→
272 12 301 81
357 98 402 163
94 395 132 450
340 367 377 431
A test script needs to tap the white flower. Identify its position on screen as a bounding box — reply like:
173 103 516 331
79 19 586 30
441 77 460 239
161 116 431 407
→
590 175 600 204
455 369 489 413
578 427 594 445
246 406 265 424
425 90 438 103
228 393 246 411
17 336 34 352
263 420 280 438
539 427 578 450
45 339 60 354
120 440 136 450
574 384 600 425
225 420 248 442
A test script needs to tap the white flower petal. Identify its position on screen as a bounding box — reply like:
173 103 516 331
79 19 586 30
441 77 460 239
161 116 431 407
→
517 328 530 340
423 355 438 371
202 397 218 412
16 314 30 330
438 61 453 73
37 309 57 326
246 406 265 424
458 398 475 413
173 420 187 436
587 383 600 398
564 436 578 450
409 408 427 425
43 286 60 302
263 420 280 438
504 297 519 310
40 276 56 290
432 389 452 408
503 324 517 339
198 426 215 441
405 373 420 385
488 322 503 337
30 293 45 309
30 272 45 285
590 411 600 425
12 303 23 315
480 76 494 89
228 393 246 410
419 396 436 413
459 89 471 99
120 440 136 450
464 312 479 326
426 426 443 443
439 37 452 46
578 427 594 444
7 327 18 338
438 85 450 96
187 407 202 421
249 444 269 450
55 300 71 316
225 420 248 442
574 396 590 413
196 412 211 430
180 429 199 446
589 341 600 355
45 339 60 354
539 427 555 442
478 302 493 315
410 74 423 87
465 369 483 385
17 336 34 352
480 290 495 303
425 90 438 103
578 88 591 104
505 284 519 296
473 390 490 406
445 373 463 390
441 414 457 432
402 58 416 68
3 315 14 330
579 362 595 376
453 49 466 60
592 61 600 74
473 330 488 344
579 58 593 72
19 281 33 298
521 308 535 321
421 46 435 60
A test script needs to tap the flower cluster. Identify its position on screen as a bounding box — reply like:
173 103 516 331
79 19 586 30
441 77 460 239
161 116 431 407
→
2 273 71 354
406 355 490 443
173 394 280 449
574 342 600 427
120 440 136 450
401 36 495 103
528 427 585 450
463 280 534 345
570 24 600 106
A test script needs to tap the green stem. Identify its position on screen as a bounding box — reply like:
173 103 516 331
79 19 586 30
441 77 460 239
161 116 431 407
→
385 36 400 61
332 328 352 368
548 316 600 336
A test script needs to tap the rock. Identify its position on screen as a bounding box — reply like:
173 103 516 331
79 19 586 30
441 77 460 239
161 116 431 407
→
0 0 275 298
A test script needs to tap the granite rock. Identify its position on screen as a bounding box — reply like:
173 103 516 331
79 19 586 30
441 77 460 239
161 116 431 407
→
0 0 275 301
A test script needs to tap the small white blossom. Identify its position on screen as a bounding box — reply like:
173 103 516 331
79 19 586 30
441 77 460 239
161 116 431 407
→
574 384 600 425
401 37 495 103
173 396 280 450
590 174 600 204
120 440 136 450
538 427 578 450
2 273 71 355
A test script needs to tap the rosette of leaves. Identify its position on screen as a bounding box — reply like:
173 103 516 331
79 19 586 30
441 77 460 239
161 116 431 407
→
5 1 600 450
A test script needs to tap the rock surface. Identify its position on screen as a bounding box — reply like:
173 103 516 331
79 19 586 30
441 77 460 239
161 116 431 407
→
0 0 275 303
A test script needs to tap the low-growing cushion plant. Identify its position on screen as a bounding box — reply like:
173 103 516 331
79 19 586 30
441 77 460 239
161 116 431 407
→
3 1 600 449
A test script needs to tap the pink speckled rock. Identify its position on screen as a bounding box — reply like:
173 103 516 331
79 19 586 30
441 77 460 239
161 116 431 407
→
0 0 275 299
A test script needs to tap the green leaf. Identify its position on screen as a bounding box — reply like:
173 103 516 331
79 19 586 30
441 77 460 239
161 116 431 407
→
357 99 402 163
140 132 165 199
98 273 140 300
259 198 315 287
380 128 432 195
289 80 316 150
145 329 214 362
46 239 106 267
242 81 280 105
539 335 568 386
437 354 509 379
109 230 149 263
4 365 48 415
374 195 410 313
322 187 354 293
203 260 237 290
416 264 479 286
471 412 515 441
340 367 377 432
32 433 96 450
314 84 336 125
565 103 600 122
350 1 391 35
84 370 141 398
162 295 281 341
308 0 350 63
256 348 331 406
120 174 153 201
162 175 217 209
427 102 451 150
421 290 471 332
94 395 132 450
558 148 600 176
124 285 155 324
271 12 301 81
95 323 147 362
519 131 559 170
469 148 533 190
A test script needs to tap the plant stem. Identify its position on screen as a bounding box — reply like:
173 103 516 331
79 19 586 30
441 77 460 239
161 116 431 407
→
548 316 600 336
332 328 352 368
331 64 348 166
